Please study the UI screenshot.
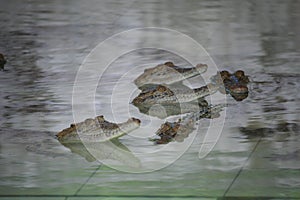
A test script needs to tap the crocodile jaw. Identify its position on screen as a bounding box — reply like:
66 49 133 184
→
117 118 141 136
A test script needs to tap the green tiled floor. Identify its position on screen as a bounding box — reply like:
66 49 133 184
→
3 129 299 199
226 169 300 198
77 169 237 197
223 137 300 198
67 198 216 200
0 198 65 200
76 139 260 197
244 139 300 170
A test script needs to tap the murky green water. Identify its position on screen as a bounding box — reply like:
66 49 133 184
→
0 0 299 198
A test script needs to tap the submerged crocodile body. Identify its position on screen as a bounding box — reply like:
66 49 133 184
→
151 104 225 144
134 62 208 89
56 116 140 143
58 134 141 167
132 83 219 106
0 53 6 70
134 98 209 119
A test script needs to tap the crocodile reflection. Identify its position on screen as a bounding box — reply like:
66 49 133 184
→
134 99 208 119
58 133 141 168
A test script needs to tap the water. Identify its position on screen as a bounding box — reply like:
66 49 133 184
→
0 0 299 198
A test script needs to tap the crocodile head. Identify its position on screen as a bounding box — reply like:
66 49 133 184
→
56 116 141 143
132 83 218 105
134 62 207 88
211 70 249 101
153 118 195 144
132 85 174 105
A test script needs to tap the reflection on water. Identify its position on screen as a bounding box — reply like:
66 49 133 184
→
0 0 299 196
134 99 208 119
59 138 141 168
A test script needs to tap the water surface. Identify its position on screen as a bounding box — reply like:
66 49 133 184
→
0 0 299 198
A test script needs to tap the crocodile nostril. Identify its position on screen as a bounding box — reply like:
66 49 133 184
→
164 61 174 67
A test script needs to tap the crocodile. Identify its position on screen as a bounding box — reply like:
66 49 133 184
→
134 62 208 89
0 53 6 70
56 62 247 148
134 98 209 119
132 83 219 106
151 104 225 144
56 115 141 143
211 70 249 101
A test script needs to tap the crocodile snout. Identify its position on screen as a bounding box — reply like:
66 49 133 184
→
131 117 141 125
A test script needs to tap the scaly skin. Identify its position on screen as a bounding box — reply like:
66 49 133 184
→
134 98 209 119
152 104 225 144
132 83 219 106
134 62 208 88
56 116 141 143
